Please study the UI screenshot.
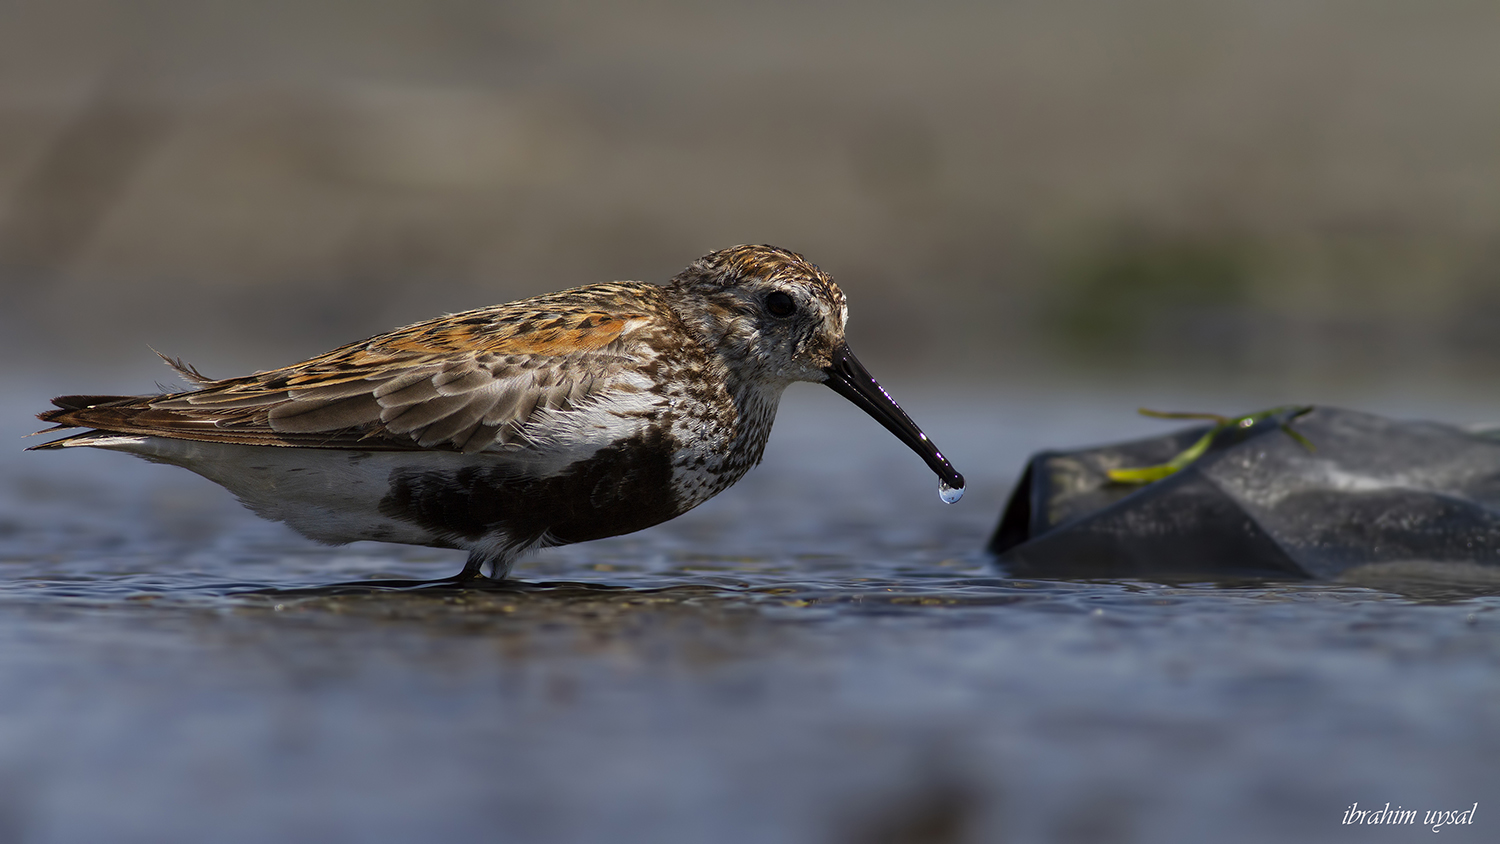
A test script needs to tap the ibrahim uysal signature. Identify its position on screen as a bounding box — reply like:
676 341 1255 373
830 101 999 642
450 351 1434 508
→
1342 802 1478 832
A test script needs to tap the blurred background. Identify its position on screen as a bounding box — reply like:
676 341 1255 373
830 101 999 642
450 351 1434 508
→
3 0 1500 393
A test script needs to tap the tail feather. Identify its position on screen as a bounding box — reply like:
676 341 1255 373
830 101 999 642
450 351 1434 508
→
42 394 140 414
153 349 215 386
31 392 417 451
25 430 144 451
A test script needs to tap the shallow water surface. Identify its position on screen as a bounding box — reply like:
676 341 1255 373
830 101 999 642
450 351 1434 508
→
3 384 1499 843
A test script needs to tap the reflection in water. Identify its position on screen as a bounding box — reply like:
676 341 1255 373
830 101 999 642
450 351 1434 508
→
3 392 1500 843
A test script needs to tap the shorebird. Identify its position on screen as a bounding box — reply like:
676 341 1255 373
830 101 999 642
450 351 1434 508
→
31 245 964 581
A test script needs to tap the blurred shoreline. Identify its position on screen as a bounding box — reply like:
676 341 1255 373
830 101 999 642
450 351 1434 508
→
4 0 1499 392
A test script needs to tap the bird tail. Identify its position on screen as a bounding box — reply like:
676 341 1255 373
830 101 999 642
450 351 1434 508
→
28 395 155 450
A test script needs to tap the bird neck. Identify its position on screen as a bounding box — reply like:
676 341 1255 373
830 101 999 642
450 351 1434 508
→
661 284 790 471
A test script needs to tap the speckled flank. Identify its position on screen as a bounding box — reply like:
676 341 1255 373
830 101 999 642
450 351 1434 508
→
33 244 956 580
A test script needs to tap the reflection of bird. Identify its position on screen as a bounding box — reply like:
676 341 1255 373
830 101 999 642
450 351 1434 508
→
32 245 964 581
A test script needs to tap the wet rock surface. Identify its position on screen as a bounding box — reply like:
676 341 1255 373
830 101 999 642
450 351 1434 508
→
992 407 1500 585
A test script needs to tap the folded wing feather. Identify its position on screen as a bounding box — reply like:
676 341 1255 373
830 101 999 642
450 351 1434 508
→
90 301 659 453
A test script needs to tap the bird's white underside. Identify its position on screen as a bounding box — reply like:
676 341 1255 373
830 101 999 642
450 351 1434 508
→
52 375 746 570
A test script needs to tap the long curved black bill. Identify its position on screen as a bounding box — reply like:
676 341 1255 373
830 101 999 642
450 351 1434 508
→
822 343 965 502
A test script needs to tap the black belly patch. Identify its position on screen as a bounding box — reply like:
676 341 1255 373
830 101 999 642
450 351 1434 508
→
378 430 681 552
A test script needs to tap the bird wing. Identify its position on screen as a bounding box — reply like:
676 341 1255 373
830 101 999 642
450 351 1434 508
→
37 283 669 454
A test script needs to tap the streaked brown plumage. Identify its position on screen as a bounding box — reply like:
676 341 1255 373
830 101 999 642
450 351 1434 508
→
32 245 964 582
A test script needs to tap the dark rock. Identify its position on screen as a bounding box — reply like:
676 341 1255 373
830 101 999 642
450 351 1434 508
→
989 407 1500 582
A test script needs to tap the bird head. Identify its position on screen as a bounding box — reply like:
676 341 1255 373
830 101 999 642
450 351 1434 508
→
670 244 964 501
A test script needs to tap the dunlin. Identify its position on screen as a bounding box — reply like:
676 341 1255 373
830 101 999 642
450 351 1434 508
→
32 245 964 581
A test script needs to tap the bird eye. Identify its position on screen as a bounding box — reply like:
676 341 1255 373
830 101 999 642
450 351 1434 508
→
765 291 797 318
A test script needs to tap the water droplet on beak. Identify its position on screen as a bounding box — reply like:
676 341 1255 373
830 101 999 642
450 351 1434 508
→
939 481 964 504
